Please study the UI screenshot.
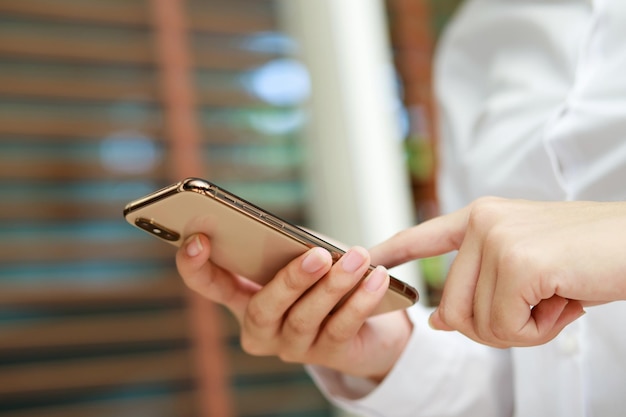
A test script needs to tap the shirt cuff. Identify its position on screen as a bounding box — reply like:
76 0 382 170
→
306 304 435 415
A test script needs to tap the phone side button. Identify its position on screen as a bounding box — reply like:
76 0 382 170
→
242 204 261 218
217 192 238 206
264 216 284 229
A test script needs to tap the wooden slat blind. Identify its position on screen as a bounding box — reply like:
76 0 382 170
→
0 0 330 416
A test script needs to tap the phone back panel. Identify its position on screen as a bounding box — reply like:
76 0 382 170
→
125 189 323 285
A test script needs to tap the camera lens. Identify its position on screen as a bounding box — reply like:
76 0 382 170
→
135 218 180 242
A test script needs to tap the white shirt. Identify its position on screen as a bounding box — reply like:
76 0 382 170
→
308 0 626 415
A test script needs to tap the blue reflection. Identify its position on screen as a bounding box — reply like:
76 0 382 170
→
244 58 310 106
99 131 161 174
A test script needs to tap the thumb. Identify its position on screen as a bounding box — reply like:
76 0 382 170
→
428 308 454 331
528 297 585 342
176 234 260 324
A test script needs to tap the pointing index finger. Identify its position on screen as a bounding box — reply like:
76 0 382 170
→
369 206 472 268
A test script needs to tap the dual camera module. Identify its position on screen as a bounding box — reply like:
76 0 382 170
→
135 218 180 242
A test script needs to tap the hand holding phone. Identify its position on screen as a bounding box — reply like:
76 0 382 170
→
177 228 416 382
124 178 419 381
123 178 418 315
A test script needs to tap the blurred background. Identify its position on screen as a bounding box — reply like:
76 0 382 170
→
0 0 462 416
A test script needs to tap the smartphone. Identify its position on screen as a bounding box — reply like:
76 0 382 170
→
123 177 418 315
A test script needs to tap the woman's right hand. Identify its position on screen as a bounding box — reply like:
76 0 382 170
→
176 234 414 382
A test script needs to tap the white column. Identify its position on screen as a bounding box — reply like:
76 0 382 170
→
279 0 424 297
278 2 426 415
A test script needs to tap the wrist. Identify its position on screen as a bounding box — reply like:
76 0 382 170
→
365 310 414 383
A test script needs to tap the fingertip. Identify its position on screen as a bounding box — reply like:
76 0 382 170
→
429 309 453 331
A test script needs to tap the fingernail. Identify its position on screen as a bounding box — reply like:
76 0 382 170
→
364 266 388 292
341 248 366 273
302 247 328 273
186 235 203 258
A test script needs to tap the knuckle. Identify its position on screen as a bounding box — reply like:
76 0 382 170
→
437 303 461 329
498 241 532 270
490 321 511 341
324 323 352 345
474 323 494 343
282 267 310 293
477 311 515 345
339 299 370 322
489 307 508 340
245 300 275 329
473 195 505 209
284 312 316 337
322 276 357 298
467 197 504 230
498 244 550 303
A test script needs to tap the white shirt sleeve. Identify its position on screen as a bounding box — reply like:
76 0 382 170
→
540 0 626 202
307 304 513 417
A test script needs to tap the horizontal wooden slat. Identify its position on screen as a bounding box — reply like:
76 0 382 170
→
0 158 295 182
0 309 189 352
0 113 161 139
0 158 166 181
236 383 330 416
0 30 277 70
0 30 153 65
0 349 194 398
0 238 175 263
221 308 242 340
3 391 198 417
187 3 276 34
196 89 265 107
194 48 277 72
0 73 264 106
0 125 278 145
228 350 308 378
0 114 272 142
0 201 126 222
0 106 290 142
0 0 151 27
0 72 156 102
4 383 329 417
0 0 275 34
0 275 184 307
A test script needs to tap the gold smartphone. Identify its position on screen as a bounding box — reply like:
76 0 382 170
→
123 177 418 315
